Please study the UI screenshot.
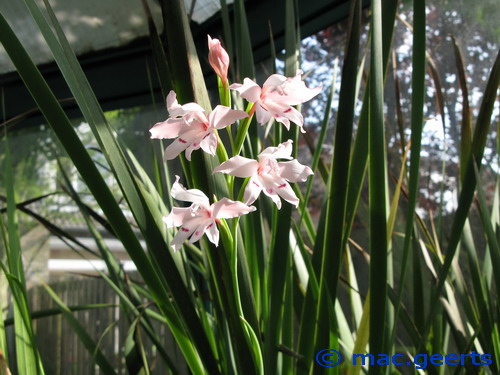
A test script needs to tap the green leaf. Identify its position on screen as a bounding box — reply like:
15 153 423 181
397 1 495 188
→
263 2 300 373
344 0 399 250
124 318 150 375
312 0 363 371
0 137 44 375
347 293 370 375
473 161 500 297
140 0 173 99
390 0 426 350
368 1 389 373
422 48 500 343
452 38 473 184
298 66 337 236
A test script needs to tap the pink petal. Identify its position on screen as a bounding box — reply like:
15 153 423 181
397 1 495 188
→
244 176 263 205
278 160 314 182
150 118 187 139
182 102 207 114
274 115 291 130
199 131 218 156
254 103 272 125
275 180 299 207
170 223 196 251
212 197 256 219
164 128 202 161
166 91 181 116
278 71 321 105
209 105 248 130
166 90 205 117
186 111 210 126
213 156 259 178
230 78 262 102
259 140 294 160
184 136 203 161
259 175 283 209
277 106 305 132
258 99 300 129
205 221 220 247
263 73 287 88
170 175 210 207
164 137 191 160
163 207 193 228
188 219 213 245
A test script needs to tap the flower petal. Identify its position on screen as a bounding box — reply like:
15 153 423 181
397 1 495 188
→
278 70 322 105
166 91 182 116
209 105 248 129
167 90 205 117
170 175 210 206
278 160 313 182
164 137 191 160
263 73 287 88
260 175 283 209
163 207 194 228
230 78 262 102
254 103 272 125
150 118 187 139
259 139 294 160
213 156 259 178
188 219 213 245
170 224 196 251
163 128 203 161
199 131 218 156
244 176 263 205
274 115 291 130
184 136 203 161
212 197 256 219
278 106 305 132
275 180 299 207
205 221 219 247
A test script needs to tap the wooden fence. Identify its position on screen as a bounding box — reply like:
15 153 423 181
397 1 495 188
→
6 277 188 374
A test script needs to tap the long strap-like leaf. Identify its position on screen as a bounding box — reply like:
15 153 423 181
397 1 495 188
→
367 1 389 374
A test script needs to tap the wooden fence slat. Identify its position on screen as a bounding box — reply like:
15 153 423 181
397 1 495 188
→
22 275 187 374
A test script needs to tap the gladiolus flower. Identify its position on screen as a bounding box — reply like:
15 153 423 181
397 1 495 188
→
150 91 247 160
164 176 256 250
208 35 230 87
213 140 313 209
229 70 321 132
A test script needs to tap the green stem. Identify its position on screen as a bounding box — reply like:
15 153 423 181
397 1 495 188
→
218 76 235 153
234 103 256 156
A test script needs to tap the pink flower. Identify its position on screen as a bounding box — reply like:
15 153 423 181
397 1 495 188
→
208 35 230 87
213 140 313 209
150 91 247 160
164 176 256 251
229 70 321 132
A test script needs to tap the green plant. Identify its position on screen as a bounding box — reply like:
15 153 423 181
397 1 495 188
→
0 0 498 374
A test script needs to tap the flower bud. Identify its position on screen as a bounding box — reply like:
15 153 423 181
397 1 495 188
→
208 35 230 86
